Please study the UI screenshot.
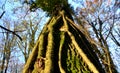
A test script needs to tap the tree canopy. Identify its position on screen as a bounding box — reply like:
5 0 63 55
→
30 0 71 16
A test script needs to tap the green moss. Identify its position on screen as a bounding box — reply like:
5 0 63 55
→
29 0 70 16
23 9 105 73
36 0 68 11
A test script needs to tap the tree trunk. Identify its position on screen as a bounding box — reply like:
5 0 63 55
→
0 53 5 73
22 9 105 73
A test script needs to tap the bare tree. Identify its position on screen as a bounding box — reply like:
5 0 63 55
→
74 0 119 72
0 22 17 73
17 18 42 63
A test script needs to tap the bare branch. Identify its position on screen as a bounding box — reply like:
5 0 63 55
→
111 32 120 46
0 11 5 19
0 25 22 41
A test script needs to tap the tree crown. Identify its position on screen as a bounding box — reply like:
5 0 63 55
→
30 0 69 15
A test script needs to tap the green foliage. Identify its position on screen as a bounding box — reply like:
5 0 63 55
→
31 0 68 15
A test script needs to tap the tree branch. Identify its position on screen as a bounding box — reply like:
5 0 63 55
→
0 11 5 19
0 25 22 41
0 11 22 41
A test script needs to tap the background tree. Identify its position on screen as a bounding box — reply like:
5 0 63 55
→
0 18 18 73
0 0 29 72
73 0 120 73
0 0 47 72
17 18 42 63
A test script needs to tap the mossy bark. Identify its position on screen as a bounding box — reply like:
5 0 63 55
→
22 10 105 73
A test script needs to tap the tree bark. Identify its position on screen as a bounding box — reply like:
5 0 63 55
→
23 9 105 73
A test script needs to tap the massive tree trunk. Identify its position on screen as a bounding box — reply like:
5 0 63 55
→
22 9 105 73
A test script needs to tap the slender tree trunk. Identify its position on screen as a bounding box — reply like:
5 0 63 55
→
0 53 5 73
4 52 11 73
23 9 105 73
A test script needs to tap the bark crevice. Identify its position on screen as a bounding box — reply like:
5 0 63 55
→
23 10 105 73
